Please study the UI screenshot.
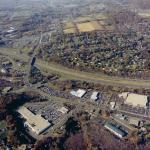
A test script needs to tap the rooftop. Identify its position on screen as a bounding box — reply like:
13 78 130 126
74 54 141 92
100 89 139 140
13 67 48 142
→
0 68 8 74
119 92 148 108
2 87 12 94
70 89 86 98
104 123 126 138
91 91 99 100
58 107 68 114
18 106 51 135
129 117 141 126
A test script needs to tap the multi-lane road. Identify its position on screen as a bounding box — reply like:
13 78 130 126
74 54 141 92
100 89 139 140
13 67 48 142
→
0 47 150 89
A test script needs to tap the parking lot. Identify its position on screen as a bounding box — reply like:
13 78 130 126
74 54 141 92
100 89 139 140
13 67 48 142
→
25 101 67 124
40 86 107 105
120 104 146 115
40 86 76 100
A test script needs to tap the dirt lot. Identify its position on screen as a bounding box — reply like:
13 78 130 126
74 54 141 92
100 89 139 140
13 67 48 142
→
64 28 76 34
63 22 75 29
63 14 109 33
74 16 93 23
76 21 104 32
138 12 150 17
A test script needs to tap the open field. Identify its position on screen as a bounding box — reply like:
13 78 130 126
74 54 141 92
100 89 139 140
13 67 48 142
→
74 16 94 23
74 13 107 23
63 28 76 34
138 9 150 17
63 22 75 29
138 11 150 17
76 21 104 32
94 13 108 20
98 20 106 25
63 14 110 34
90 21 103 29
64 21 103 33
105 25 114 30
77 22 96 32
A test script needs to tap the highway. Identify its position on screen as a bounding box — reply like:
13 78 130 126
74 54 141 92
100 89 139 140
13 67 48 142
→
0 47 150 89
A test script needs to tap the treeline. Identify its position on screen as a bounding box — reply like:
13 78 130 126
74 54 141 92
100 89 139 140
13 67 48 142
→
0 92 48 120
0 92 46 147
0 93 29 147
51 79 150 95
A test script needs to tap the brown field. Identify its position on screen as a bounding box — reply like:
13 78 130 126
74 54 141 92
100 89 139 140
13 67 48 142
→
77 21 104 32
63 22 75 29
63 14 111 33
138 12 150 17
75 16 93 23
91 21 103 29
75 14 107 23
138 9 150 17
105 25 114 31
99 20 106 25
95 13 107 20
63 28 76 34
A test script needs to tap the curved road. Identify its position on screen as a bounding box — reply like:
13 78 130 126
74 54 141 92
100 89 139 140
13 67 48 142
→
0 48 150 89
37 60 150 89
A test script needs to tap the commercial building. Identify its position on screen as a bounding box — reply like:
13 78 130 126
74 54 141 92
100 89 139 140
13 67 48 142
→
70 90 77 96
115 113 126 120
2 87 12 94
91 91 99 101
0 68 8 74
129 117 140 127
2 60 12 67
104 122 126 138
119 92 149 108
58 107 68 114
110 102 116 110
70 89 86 98
6 27 16 34
18 106 51 135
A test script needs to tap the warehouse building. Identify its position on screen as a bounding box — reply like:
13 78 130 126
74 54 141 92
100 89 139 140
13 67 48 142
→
70 89 86 98
104 122 126 138
129 117 141 127
110 102 116 110
119 92 149 108
2 87 12 94
90 91 99 101
18 106 51 135
0 67 8 74
58 107 68 114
